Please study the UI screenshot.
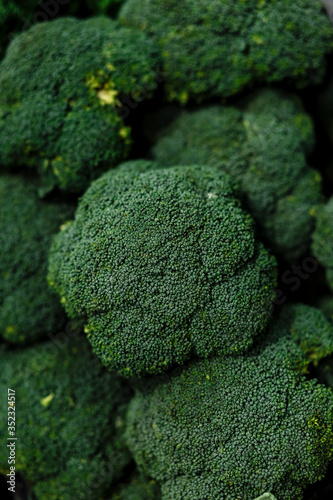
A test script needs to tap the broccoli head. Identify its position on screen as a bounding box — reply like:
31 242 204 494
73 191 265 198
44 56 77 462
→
312 198 333 291
0 175 74 344
151 89 322 261
0 335 132 500
119 0 333 103
0 16 159 193
48 161 277 377
124 303 333 500
0 1 127 61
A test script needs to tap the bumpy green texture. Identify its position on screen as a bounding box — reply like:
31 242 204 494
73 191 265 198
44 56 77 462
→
312 198 333 291
48 162 277 377
125 304 333 500
0 175 74 344
151 89 322 261
0 1 126 60
0 336 132 500
119 0 333 103
0 17 159 193
110 471 161 499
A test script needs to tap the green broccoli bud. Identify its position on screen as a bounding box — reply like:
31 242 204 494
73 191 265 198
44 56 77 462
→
0 1 127 61
119 0 333 103
312 198 333 291
0 336 133 500
0 175 74 344
0 16 159 193
48 162 277 377
151 89 322 261
124 304 333 500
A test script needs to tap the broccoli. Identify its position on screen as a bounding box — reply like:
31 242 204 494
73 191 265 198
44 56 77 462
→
312 198 333 291
150 89 322 262
0 175 74 344
0 1 126 60
0 16 159 193
0 335 132 500
119 0 333 104
124 304 333 500
110 470 161 499
48 161 277 377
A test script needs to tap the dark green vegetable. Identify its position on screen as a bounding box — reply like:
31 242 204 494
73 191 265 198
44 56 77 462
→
48 161 277 377
119 0 333 103
125 304 333 500
0 1 126 60
0 17 159 193
0 175 74 344
0 336 132 500
151 89 322 261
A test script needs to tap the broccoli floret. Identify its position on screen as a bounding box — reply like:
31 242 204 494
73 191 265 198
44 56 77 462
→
110 470 161 499
0 336 132 500
0 1 126 60
312 198 333 291
0 175 74 344
124 304 333 500
48 162 277 377
119 0 333 103
151 89 322 261
0 16 159 193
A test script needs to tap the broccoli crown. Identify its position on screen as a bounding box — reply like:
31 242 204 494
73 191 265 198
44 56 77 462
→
119 0 333 103
110 470 161 500
124 304 333 500
151 89 322 261
312 198 333 291
0 1 126 60
0 16 159 193
0 175 74 344
0 336 132 500
48 162 277 377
